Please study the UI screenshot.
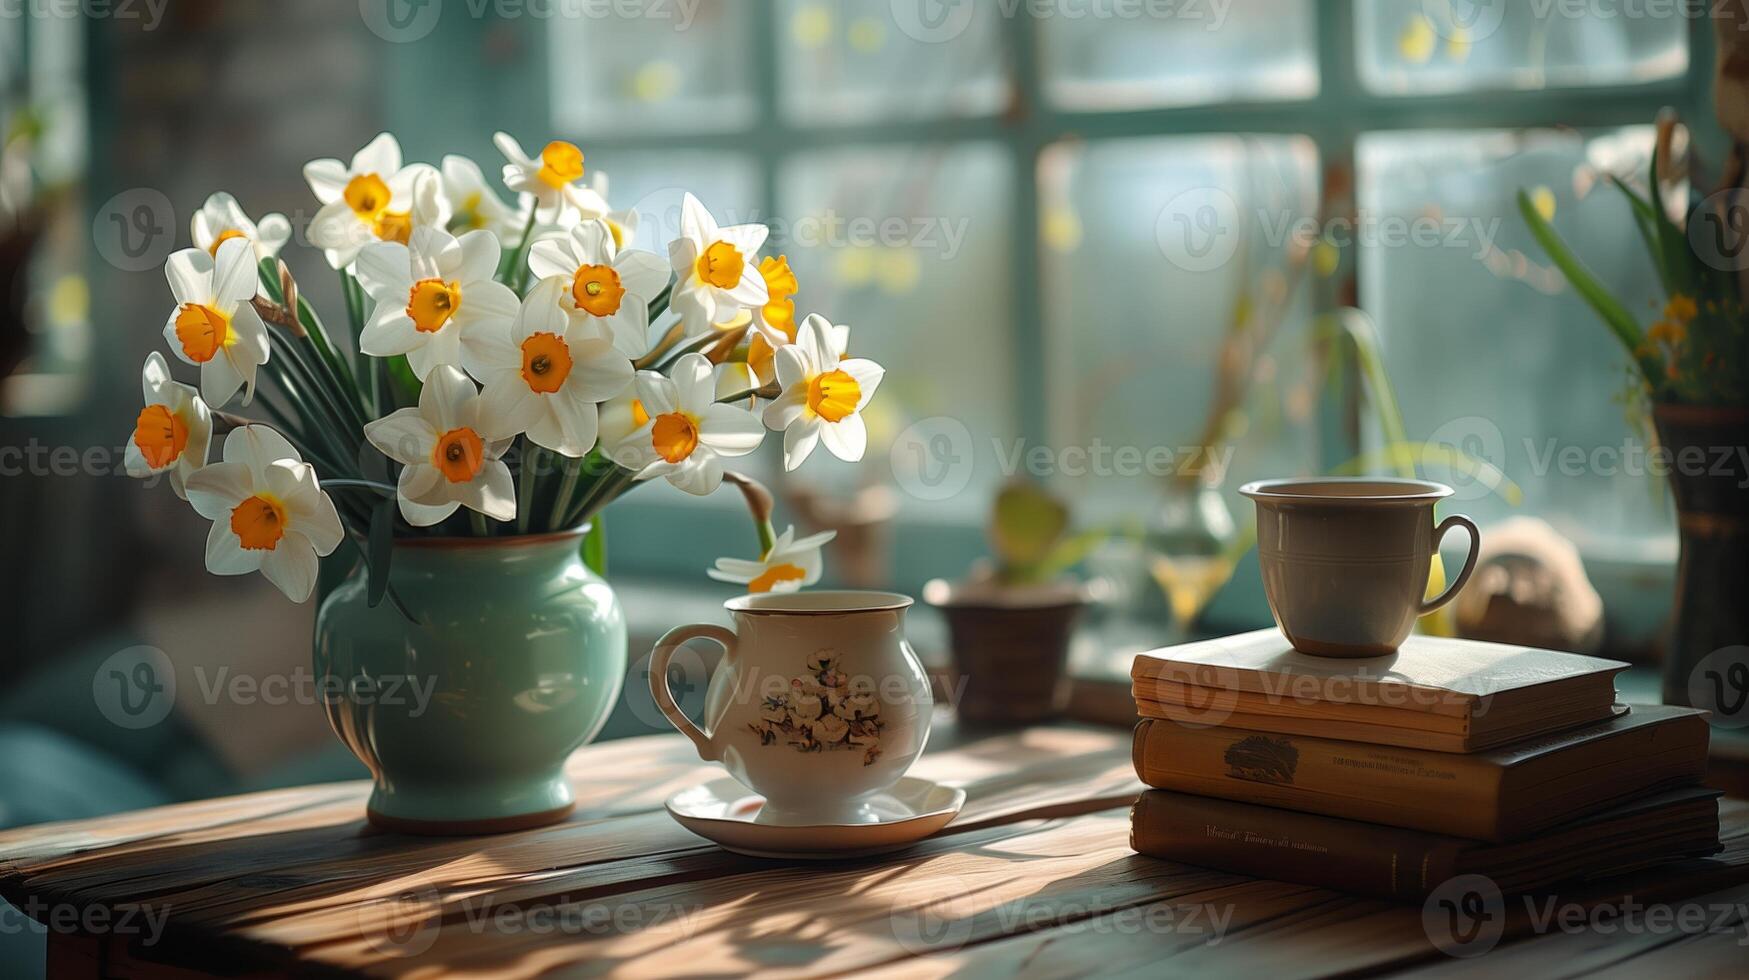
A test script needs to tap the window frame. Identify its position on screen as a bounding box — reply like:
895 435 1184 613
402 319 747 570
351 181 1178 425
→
404 1 1717 597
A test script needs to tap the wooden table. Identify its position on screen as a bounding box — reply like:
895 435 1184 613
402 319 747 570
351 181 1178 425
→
3 719 1747 978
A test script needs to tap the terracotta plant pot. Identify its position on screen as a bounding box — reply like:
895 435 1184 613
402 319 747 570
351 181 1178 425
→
925 579 1087 725
1653 404 1749 708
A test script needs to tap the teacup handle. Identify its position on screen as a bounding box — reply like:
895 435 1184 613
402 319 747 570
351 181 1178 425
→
1420 514 1481 615
649 623 736 761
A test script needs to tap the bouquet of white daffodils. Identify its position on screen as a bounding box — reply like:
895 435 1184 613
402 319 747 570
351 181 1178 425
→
126 133 880 608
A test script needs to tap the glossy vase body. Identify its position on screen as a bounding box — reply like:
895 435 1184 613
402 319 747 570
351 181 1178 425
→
314 531 626 834
1655 406 1749 707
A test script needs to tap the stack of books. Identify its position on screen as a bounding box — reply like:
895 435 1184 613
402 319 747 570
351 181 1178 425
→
1127 629 1721 900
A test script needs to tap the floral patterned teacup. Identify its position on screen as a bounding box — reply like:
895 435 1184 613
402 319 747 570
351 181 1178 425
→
650 591 933 825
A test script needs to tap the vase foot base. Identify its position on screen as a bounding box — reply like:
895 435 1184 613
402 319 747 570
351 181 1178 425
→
366 801 575 836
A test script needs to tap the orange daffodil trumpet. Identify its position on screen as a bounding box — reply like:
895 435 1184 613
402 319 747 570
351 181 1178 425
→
364 365 518 526
493 131 609 222
473 277 635 457
764 315 884 469
614 353 764 495
162 237 271 407
354 225 519 381
708 526 837 594
528 218 670 359
668 193 770 334
125 352 212 499
128 133 889 610
184 426 345 603
191 192 291 260
304 133 444 269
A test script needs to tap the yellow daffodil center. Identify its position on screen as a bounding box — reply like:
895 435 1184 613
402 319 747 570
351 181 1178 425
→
571 264 625 317
630 398 650 427
133 404 188 469
651 412 700 463
807 369 861 423
458 192 486 230
433 427 486 484
606 217 628 251
406 278 461 334
207 229 247 257
374 209 414 245
758 255 798 336
748 563 807 594
538 141 585 189
344 173 391 219
696 240 745 290
174 303 231 363
230 493 287 551
520 332 574 394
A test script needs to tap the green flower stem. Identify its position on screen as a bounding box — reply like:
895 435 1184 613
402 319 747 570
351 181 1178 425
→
506 203 540 294
756 519 776 557
267 325 360 447
321 479 397 496
469 510 490 538
565 465 636 529
516 440 540 534
647 283 671 323
546 454 584 531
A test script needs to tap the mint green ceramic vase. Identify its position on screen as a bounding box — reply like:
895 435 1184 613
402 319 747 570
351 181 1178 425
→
313 529 626 834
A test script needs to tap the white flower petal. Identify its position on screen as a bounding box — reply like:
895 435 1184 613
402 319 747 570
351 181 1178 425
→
784 418 822 471
164 249 213 306
762 388 808 432
205 519 264 575
666 453 723 496
528 239 577 281
670 353 715 413
185 460 253 520
351 132 402 178
634 372 676 416
615 248 670 299
820 413 868 462
260 534 320 602
697 403 764 457
211 239 259 307
838 357 885 407
365 409 438 465
477 378 543 441
399 494 460 528
303 158 350 204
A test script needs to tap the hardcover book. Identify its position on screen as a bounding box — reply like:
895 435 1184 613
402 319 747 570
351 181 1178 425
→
1131 706 1710 841
1129 786 1722 901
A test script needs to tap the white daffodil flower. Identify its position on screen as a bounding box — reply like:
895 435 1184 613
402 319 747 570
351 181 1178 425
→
440 154 525 239
527 218 670 359
304 132 443 269
616 353 764 495
183 425 344 603
473 277 636 457
161 238 271 408
125 351 212 499
353 225 519 382
667 193 769 334
190 192 291 260
762 315 884 470
364 364 517 526
707 526 837 594
492 132 609 221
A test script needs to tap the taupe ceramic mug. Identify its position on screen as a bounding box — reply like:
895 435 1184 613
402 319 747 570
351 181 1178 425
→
1239 478 1480 658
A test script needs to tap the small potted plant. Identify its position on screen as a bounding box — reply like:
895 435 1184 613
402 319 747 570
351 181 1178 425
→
925 481 1105 724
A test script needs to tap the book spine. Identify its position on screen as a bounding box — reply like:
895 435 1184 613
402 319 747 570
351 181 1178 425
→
1132 719 1504 840
1130 790 1464 901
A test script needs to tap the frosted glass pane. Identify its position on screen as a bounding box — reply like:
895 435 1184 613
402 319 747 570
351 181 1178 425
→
1357 127 1675 560
579 149 759 256
1039 135 1323 513
777 143 1014 519
1040 0 1318 109
779 0 1006 123
549 0 756 135
1357 1 1687 94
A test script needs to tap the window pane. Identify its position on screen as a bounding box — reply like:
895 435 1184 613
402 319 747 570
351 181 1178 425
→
1356 127 1674 560
582 149 760 255
779 0 1007 124
777 143 1015 519
1356 1 1687 94
1039 134 1323 514
549 0 756 136
1040 0 1318 109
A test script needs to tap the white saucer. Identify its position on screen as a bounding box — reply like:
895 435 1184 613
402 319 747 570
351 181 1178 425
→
665 776 966 859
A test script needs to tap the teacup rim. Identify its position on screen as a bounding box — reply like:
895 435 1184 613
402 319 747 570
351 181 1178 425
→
1239 477 1454 505
725 590 915 616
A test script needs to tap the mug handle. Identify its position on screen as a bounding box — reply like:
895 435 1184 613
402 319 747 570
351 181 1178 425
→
649 623 736 762
1420 514 1481 615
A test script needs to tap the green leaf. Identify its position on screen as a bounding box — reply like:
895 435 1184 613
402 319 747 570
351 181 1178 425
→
1516 189 1656 383
1647 139 1697 299
582 517 608 577
1608 176 1673 295
990 482 1069 573
366 496 394 608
